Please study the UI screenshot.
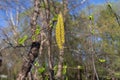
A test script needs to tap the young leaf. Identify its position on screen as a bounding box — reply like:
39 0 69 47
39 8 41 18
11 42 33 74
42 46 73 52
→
35 25 41 35
99 59 106 63
54 65 58 74
106 76 111 80
18 35 28 45
38 67 45 74
52 14 58 21
50 15 58 28
115 72 120 77
45 75 49 80
63 65 67 75
89 15 94 20
107 3 112 8
91 29 95 35
34 61 39 67
32 35 36 41
66 76 68 80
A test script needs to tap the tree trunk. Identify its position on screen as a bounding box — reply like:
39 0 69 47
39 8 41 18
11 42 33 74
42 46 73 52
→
0 53 2 67
77 69 82 80
44 0 54 79
56 49 64 79
17 0 40 79
28 72 33 80
47 29 54 80
30 0 40 37
17 42 40 80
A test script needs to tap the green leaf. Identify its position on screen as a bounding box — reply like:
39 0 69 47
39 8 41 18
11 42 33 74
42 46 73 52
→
35 25 41 35
91 29 95 35
115 72 120 77
107 3 112 7
50 15 58 28
63 65 67 75
53 65 58 74
54 65 58 70
18 35 28 45
52 15 58 21
50 21 53 28
34 61 39 67
45 75 49 80
32 35 36 41
66 76 68 80
89 15 94 20
99 59 106 63
63 65 67 69
38 67 45 74
106 76 111 80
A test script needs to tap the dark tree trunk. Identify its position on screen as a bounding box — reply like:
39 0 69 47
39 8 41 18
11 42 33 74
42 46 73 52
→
77 69 82 80
17 42 40 80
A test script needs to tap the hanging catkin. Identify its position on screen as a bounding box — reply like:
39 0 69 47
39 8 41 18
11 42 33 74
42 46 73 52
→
55 12 65 49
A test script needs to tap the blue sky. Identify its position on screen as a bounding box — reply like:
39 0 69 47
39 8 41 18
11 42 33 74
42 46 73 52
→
0 0 32 28
90 0 106 4
89 0 117 4
0 0 118 28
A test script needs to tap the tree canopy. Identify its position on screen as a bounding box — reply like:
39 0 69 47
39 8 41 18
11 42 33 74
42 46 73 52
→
0 0 120 80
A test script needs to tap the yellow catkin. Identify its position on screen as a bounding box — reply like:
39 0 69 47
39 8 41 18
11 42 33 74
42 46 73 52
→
55 12 65 49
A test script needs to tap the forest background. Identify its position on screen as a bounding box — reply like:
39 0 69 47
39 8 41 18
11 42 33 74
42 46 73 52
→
0 0 120 80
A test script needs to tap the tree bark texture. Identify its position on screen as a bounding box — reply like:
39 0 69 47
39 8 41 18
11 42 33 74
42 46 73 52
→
44 0 54 80
0 53 2 67
17 0 40 79
17 42 40 80
30 0 40 37
47 29 54 80
77 69 82 80
56 49 64 79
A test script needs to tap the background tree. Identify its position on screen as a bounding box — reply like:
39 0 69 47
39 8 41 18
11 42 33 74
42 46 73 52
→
0 0 120 80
